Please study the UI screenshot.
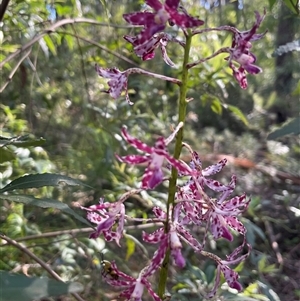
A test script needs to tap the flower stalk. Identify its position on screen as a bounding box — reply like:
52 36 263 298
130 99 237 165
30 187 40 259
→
83 3 267 300
158 31 193 298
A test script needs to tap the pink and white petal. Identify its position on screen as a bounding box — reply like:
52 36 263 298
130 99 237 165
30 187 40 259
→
204 179 231 192
224 216 246 235
118 286 136 299
111 262 136 281
164 122 183 145
220 264 242 291
86 212 103 224
142 228 165 243
123 12 155 25
177 225 203 252
169 11 204 28
202 158 227 176
116 154 149 164
221 194 249 213
143 280 162 301
95 65 121 79
146 0 164 10
143 235 168 277
141 165 164 189
171 248 185 268
164 152 194 175
121 126 153 153
165 0 180 10
224 243 251 264
206 265 221 298
210 214 233 241
130 277 145 301
153 206 167 219
244 63 262 74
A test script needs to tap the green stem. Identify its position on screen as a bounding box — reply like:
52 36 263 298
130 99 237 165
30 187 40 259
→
157 33 193 298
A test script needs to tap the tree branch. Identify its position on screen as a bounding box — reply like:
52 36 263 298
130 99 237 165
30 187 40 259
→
0 0 10 22
0 233 86 301
0 17 138 69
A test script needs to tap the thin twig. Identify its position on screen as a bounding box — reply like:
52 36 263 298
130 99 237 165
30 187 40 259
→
70 24 92 103
187 47 230 69
0 223 163 245
56 30 140 67
0 233 86 301
264 220 283 266
0 49 31 93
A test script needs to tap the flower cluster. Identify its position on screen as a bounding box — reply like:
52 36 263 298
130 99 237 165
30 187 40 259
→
84 1 267 300
225 10 267 89
82 127 250 299
123 0 204 45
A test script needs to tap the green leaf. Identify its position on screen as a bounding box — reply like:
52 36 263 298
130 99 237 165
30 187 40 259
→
258 255 267 272
0 271 83 301
227 105 249 126
0 173 91 193
267 117 300 140
0 148 15 163
125 236 136 261
43 35 57 56
211 98 222 115
0 135 46 147
268 0 277 9
283 0 300 15
0 194 93 227
64 34 74 50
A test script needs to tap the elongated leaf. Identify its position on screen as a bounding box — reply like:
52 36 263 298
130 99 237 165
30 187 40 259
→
43 35 57 56
268 0 276 9
283 0 300 15
0 136 46 147
267 116 300 140
0 271 83 301
227 105 249 126
0 194 93 227
0 173 91 193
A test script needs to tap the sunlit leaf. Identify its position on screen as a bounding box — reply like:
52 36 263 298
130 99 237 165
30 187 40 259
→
211 98 223 114
0 271 83 301
43 35 57 56
0 173 91 193
125 236 135 261
64 34 74 50
283 0 300 15
267 117 300 140
227 104 249 126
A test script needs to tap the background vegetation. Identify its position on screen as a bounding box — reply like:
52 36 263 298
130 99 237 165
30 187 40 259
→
0 0 299 300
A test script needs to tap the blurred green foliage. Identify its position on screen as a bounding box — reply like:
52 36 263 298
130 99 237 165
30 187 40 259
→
0 0 299 300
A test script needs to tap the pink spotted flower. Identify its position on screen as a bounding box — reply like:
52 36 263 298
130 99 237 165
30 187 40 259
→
104 236 168 301
81 197 125 245
177 151 250 241
124 32 179 66
206 243 251 297
143 205 203 268
123 0 204 45
116 123 194 189
226 10 267 88
95 65 131 104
